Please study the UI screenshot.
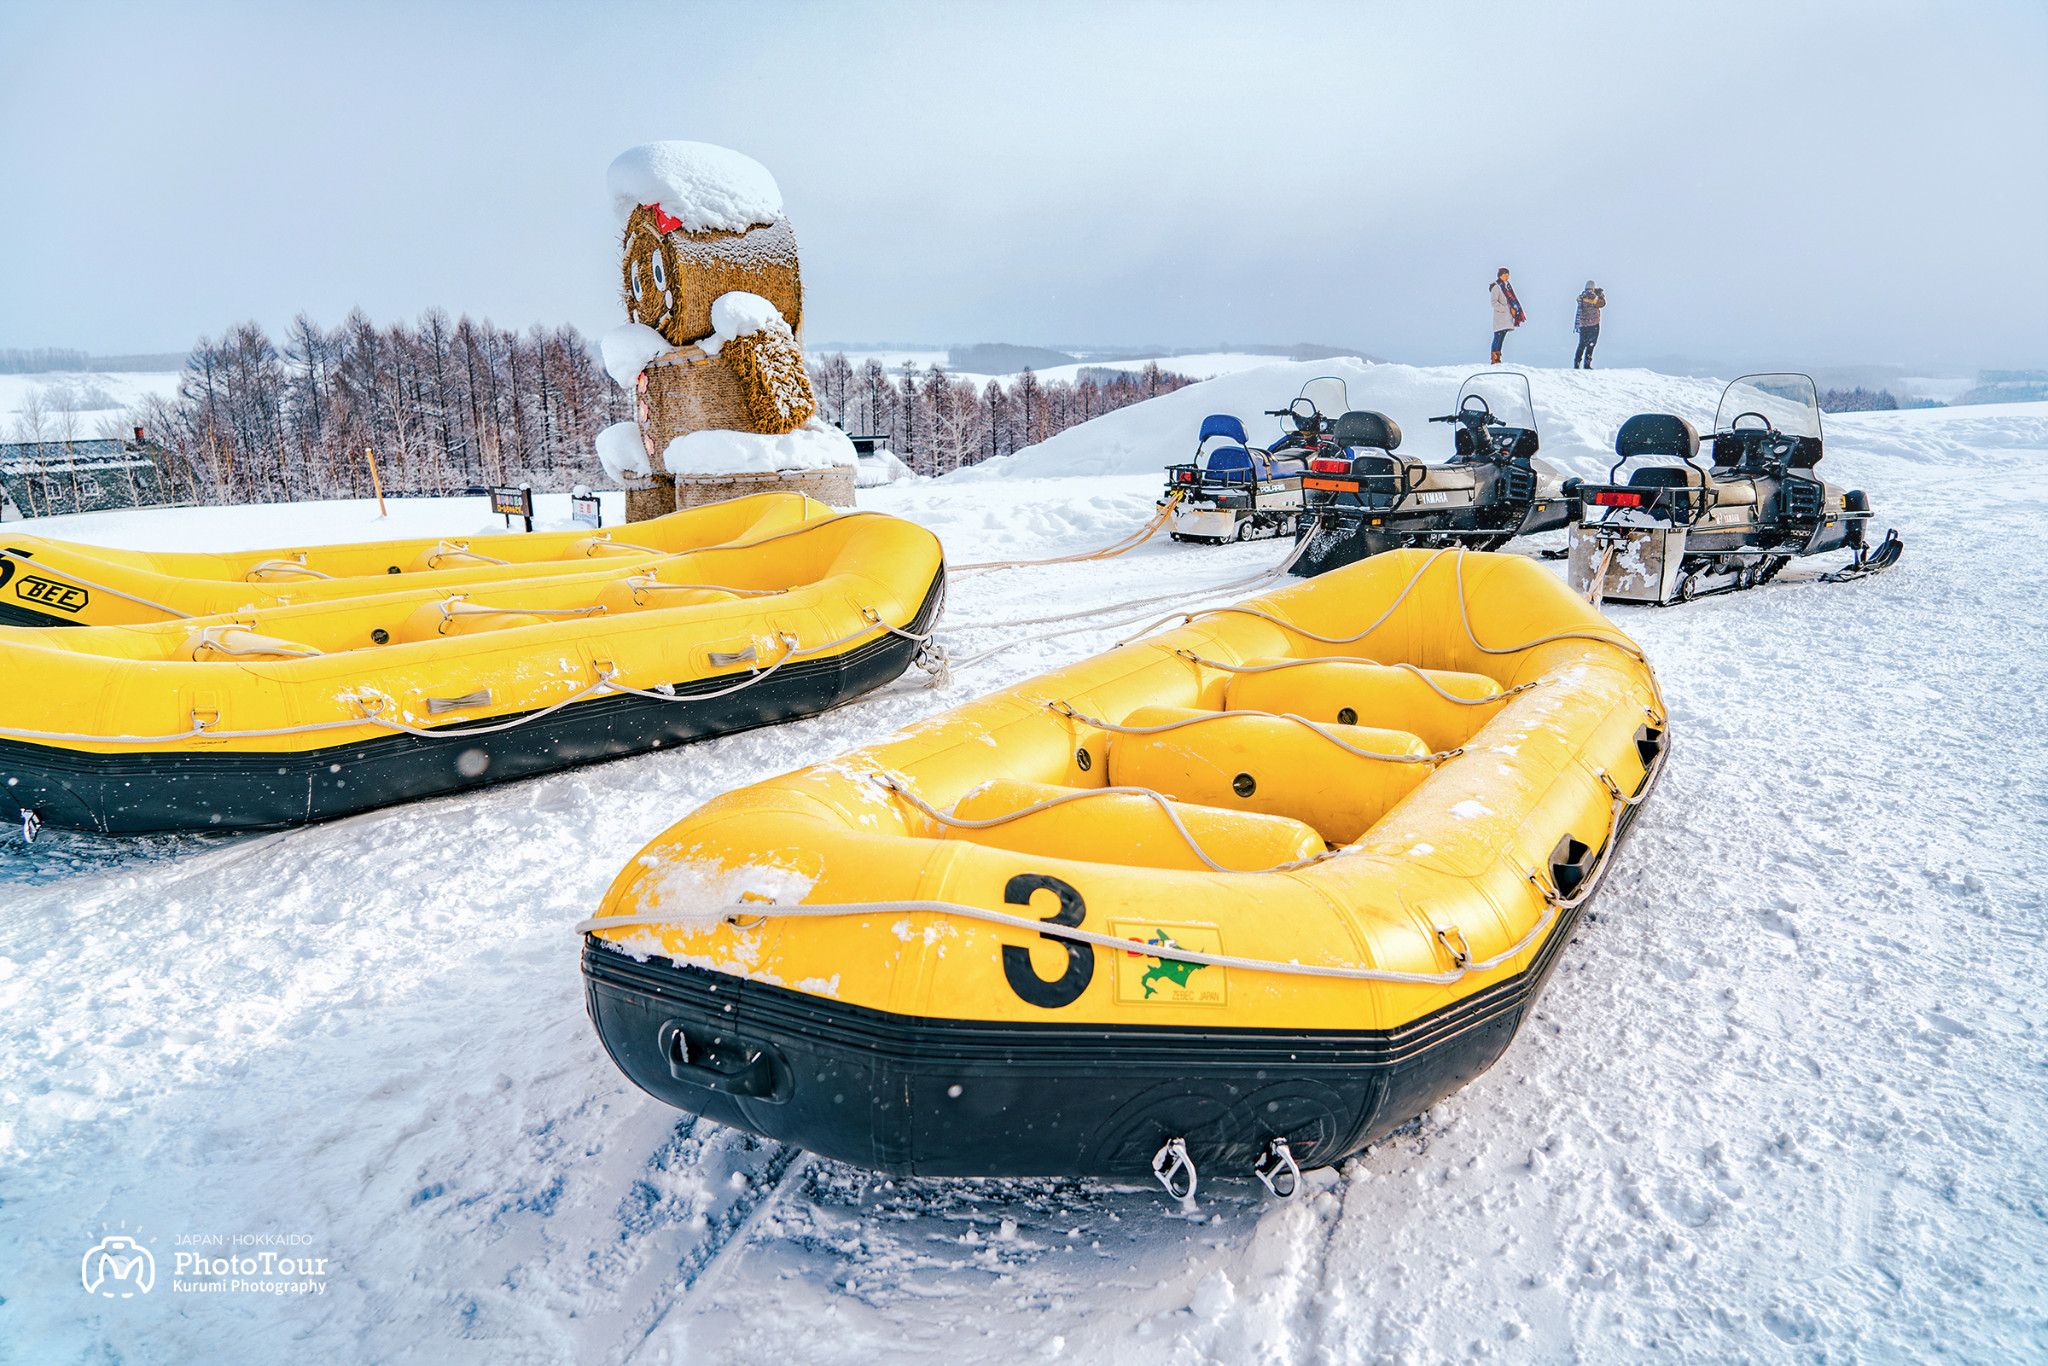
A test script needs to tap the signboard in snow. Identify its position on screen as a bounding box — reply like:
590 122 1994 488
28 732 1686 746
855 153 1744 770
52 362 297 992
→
490 484 534 532
571 490 601 529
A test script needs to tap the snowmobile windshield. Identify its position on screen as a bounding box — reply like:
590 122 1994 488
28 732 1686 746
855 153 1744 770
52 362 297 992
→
1297 377 1350 422
1714 374 1821 440
1454 372 1537 433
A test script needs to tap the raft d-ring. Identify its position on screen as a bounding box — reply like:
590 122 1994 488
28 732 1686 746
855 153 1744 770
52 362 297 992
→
1152 1137 1198 1203
1045 699 1077 719
20 808 40 843
1254 1137 1301 1199
1434 924 1471 968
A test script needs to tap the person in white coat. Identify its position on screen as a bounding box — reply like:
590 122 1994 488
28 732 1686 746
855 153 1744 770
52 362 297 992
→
1489 267 1524 364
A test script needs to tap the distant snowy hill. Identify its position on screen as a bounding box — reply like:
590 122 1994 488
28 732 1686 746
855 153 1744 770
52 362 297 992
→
0 371 183 431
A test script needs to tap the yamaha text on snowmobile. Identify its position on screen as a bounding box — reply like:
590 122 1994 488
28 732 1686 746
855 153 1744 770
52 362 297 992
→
1289 371 1578 577
1567 372 1903 606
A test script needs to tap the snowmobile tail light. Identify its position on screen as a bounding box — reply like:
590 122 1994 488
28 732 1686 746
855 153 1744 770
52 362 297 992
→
1309 459 1351 475
1592 491 1643 507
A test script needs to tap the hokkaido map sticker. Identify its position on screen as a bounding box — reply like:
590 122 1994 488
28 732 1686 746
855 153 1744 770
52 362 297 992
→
1110 922 1227 1006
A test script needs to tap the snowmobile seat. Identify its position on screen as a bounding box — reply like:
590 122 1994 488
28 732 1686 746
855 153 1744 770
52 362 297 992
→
1196 415 1260 483
1203 445 1261 483
1615 413 1699 461
1333 411 1402 451
1198 414 1252 447
1627 464 1707 490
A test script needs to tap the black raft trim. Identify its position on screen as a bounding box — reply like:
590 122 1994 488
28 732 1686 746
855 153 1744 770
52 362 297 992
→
579 746 1662 1179
0 566 944 834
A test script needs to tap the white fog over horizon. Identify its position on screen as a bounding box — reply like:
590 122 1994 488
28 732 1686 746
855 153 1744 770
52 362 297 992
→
0 0 2040 375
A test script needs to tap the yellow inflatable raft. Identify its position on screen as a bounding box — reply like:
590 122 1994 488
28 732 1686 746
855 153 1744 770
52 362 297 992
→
0 492 826 627
0 509 944 834
580 549 1667 1185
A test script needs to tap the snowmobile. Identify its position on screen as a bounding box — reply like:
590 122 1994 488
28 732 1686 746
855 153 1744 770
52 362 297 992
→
1289 371 1578 577
1567 372 1902 606
1161 377 1350 544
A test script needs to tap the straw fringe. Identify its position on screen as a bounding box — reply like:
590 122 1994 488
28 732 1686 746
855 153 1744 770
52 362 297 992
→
722 329 818 434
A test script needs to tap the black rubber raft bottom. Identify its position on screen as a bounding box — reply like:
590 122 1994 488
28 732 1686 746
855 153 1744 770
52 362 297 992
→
582 730 1667 1180
1 568 944 834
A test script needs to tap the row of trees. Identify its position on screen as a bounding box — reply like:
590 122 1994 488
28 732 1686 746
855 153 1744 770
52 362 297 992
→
807 355 1196 475
112 312 626 505
1817 387 1900 413
8 319 1203 506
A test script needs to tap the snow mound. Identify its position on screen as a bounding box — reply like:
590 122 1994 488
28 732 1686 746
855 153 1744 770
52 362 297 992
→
607 141 784 232
599 323 674 391
700 291 792 359
595 421 651 481
856 448 917 487
949 359 1737 485
660 419 854 476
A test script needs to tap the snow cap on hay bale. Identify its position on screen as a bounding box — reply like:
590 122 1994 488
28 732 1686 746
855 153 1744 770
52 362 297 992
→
610 141 803 348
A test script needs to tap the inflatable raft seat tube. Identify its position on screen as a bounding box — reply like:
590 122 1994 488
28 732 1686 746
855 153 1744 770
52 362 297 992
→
1224 659 1505 752
1106 704 1433 845
944 778 1327 874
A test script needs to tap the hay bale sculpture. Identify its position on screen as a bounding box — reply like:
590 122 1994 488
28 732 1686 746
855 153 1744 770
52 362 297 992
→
593 141 855 521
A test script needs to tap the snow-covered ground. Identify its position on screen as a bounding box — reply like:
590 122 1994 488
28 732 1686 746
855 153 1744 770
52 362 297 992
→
3 368 2045 1364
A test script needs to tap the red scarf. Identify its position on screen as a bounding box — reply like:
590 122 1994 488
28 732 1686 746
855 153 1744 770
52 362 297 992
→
1497 278 1524 325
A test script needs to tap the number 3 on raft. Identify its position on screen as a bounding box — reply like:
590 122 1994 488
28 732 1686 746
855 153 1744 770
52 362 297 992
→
1000 873 1094 1008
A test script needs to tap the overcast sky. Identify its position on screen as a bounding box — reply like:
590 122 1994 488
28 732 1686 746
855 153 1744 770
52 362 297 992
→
2 0 2039 370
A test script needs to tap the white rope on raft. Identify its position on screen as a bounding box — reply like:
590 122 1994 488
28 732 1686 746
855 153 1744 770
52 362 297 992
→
243 558 334 581
1044 699 1461 766
1171 650 1544 707
0 506 890 627
0 600 936 744
1107 546 1668 724
0 547 186 618
574 739 1666 986
867 771 1344 877
425 540 511 568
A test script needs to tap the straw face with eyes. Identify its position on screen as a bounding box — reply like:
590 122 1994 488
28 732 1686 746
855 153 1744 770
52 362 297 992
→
619 204 804 348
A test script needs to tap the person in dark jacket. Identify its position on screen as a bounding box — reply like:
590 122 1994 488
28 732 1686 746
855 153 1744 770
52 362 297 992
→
1574 281 1606 368
1489 268 1524 364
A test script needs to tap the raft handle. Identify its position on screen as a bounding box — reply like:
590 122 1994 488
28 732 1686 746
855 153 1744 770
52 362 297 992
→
1434 924 1471 968
1152 1137 1197 1204
1254 1138 1301 1199
1548 834 1595 900
658 1019 790 1103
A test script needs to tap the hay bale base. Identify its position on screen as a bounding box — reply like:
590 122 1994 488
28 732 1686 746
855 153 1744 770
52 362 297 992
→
639 352 751 473
625 475 677 524
674 467 854 510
